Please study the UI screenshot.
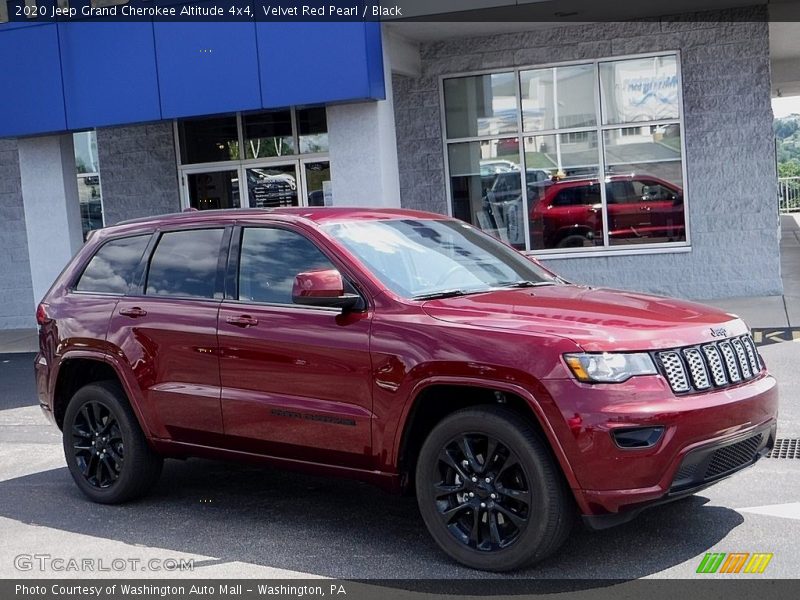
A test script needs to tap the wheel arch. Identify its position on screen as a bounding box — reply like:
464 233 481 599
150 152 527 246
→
53 351 154 441
394 377 580 495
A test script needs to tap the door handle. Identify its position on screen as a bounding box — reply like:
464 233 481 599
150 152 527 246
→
226 315 258 328
119 307 147 318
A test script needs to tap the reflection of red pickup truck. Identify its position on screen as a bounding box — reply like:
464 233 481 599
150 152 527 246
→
529 174 685 249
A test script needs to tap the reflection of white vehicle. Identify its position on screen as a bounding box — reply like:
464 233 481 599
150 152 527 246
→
479 159 519 176
249 169 296 190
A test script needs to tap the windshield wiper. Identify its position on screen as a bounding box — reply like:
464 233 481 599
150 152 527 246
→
412 289 475 301
497 280 559 288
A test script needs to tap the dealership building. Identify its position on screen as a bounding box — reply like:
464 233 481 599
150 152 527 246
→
0 1 795 329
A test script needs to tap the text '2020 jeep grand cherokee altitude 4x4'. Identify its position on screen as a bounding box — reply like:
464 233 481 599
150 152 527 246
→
35 208 777 571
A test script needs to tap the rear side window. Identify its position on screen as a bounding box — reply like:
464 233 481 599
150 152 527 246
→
145 229 224 299
75 235 150 294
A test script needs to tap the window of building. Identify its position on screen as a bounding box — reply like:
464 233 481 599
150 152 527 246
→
442 53 687 255
73 131 104 240
145 229 225 299
238 228 336 305
176 107 330 213
75 235 150 294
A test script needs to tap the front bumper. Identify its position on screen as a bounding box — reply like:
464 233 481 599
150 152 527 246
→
541 371 779 519
582 419 776 529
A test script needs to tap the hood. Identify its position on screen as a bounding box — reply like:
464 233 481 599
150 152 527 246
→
421 285 747 352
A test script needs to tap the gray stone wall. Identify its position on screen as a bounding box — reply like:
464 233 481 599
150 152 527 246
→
0 139 35 328
392 7 782 300
97 122 180 225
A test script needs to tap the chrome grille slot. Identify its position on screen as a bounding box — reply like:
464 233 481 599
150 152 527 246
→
741 335 760 373
731 338 751 379
682 348 710 389
702 344 728 386
718 341 741 382
658 351 690 393
656 334 760 394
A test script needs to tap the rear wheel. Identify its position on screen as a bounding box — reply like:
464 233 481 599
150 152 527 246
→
415 406 573 571
556 234 590 248
63 381 162 504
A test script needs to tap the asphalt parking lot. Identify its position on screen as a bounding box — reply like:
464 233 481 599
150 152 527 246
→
0 342 798 581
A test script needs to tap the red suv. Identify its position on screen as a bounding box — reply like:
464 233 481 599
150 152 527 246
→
530 174 685 249
36 208 776 571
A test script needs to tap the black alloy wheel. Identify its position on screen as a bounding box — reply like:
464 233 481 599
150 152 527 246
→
416 405 573 571
434 433 530 551
63 381 163 504
71 400 124 488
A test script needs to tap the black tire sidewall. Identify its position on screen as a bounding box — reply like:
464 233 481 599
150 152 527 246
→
416 408 566 571
62 382 155 504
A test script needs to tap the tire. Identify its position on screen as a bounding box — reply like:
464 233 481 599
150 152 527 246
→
62 380 163 504
415 405 573 571
556 234 589 248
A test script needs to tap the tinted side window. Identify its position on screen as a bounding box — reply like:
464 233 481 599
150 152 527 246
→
145 229 224 299
76 235 150 294
553 184 600 207
238 228 336 304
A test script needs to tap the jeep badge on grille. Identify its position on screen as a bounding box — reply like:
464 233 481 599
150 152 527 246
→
710 327 728 338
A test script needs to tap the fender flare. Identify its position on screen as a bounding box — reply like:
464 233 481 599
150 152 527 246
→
391 375 580 492
55 348 158 440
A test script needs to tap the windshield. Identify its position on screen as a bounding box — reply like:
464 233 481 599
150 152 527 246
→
322 219 560 300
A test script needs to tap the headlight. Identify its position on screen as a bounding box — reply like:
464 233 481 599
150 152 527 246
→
564 352 657 383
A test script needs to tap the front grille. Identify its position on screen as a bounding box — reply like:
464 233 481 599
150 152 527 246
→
656 334 762 395
704 433 763 479
670 430 768 492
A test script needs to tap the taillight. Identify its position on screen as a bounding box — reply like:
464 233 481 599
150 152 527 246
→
36 303 49 326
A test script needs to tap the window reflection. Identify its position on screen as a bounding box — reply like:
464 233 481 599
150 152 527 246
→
246 166 298 208
243 110 295 158
73 131 104 239
146 229 224 299
443 54 687 253
304 161 331 206
600 55 679 125
521 64 597 131
448 139 525 249
238 228 335 304
298 107 329 153
76 235 150 294
444 73 518 139
187 171 240 210
178 115 239 164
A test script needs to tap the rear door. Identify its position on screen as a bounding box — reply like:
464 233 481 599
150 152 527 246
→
107 227 229 444
217 224 374 468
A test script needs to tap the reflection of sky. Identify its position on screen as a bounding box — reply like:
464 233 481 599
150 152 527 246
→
77 236 149 294
239 229 332 304
146 230 224 298
73 131 99 174
326 219 551 298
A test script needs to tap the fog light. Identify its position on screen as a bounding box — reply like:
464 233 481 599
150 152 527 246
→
612 426 665 449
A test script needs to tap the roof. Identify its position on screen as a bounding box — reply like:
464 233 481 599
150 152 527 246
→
112 206 448 230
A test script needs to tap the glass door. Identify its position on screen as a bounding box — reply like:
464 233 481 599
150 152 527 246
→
245 163 299 208
301 159 331 207
184 169 241 210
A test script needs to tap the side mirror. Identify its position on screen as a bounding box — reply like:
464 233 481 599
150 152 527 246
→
292 269 362 312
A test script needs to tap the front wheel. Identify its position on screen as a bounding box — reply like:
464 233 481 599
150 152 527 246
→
415 406 573 571
63 381 163 504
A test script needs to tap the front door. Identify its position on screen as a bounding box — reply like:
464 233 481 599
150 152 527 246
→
217 225 374 468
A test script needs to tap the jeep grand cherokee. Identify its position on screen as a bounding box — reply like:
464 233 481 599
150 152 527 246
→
35 208 777 571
